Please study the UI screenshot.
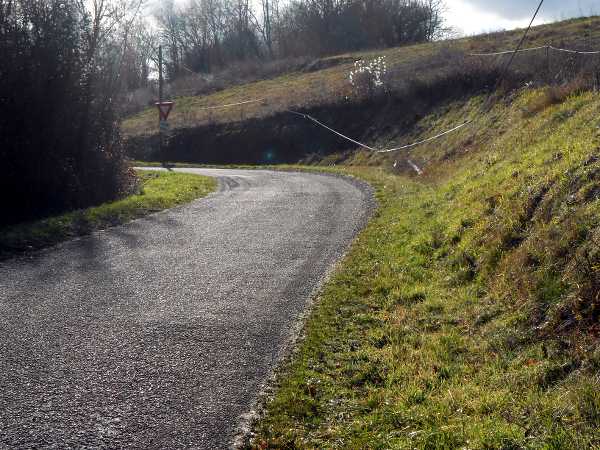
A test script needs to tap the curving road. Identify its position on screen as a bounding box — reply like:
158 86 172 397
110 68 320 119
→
0 168 373 449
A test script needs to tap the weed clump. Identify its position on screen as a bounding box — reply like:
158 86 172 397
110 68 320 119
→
523 77 594 116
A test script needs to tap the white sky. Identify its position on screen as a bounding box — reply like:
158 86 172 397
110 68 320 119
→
445 0 599 36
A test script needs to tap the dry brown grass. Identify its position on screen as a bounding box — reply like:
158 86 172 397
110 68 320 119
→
523 77 595 116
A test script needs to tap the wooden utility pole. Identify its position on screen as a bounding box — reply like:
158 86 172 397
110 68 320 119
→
158 45 164 162
546 45 550 82
158 45 164 105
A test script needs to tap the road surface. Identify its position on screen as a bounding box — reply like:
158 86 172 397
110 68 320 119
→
0 168 373 449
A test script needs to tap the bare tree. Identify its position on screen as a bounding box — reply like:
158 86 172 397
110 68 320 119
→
149 0 447 80
263 0 273 57
1 0 144 224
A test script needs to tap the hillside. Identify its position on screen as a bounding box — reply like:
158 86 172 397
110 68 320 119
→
249 85 600 448
122 16 600 140
121 17 600 446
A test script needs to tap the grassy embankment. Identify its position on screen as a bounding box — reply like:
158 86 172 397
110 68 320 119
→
118 15 600 447
122 16 600 138
0 170 216 259
249 87 600 448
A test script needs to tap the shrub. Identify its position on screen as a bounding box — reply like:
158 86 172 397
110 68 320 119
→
524 77 594 116
348 56 388 98
0 0 130 226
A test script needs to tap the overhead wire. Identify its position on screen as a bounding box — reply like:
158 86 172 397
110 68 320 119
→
196 98 265 110
481 0 546 113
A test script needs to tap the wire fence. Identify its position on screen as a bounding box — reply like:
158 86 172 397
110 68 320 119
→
195 98 266 110
469 45 548 56
470 44 600 57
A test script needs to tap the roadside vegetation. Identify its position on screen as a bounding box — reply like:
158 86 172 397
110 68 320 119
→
121 12 600 447
0 171 216 260
248 86 600 447
0 0 142 226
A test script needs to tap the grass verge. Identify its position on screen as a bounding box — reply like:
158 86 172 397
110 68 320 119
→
130 160 253 169
250 89 600 448
0 170 216 260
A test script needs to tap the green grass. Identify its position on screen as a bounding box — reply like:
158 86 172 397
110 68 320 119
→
250 88 600 448
133 160 211 168
132 160 259 169
0 170 216 259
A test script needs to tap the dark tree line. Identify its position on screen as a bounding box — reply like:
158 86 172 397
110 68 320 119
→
155 0 446 80
1 0 139 225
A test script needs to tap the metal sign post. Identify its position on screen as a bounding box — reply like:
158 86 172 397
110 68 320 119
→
156 45 174 164
156 101 174 161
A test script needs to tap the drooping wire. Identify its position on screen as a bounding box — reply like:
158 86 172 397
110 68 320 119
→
481 0 546 113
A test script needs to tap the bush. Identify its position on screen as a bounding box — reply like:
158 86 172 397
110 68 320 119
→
0 0 129 226
524 77 595 116
348 56 388 98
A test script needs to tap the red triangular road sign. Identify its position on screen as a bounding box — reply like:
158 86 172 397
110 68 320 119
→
156 102 174 121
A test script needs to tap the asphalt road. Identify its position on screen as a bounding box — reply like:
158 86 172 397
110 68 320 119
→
0 168 373 449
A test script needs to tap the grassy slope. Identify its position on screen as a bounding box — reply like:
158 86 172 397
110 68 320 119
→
251 89 600 448
119 16 600 447
123 16 600 137
0 170 216 259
